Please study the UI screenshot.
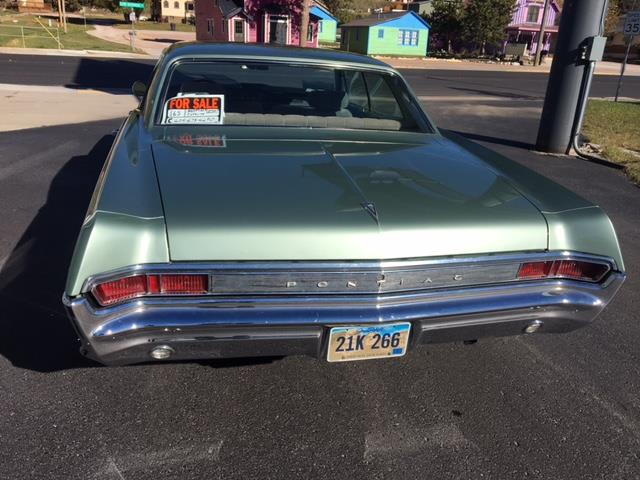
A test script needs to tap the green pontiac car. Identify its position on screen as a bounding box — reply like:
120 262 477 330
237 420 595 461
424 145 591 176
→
63 43 625 365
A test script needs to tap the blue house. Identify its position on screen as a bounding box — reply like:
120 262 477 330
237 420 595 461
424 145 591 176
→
310 3 338 43
340 11 430 57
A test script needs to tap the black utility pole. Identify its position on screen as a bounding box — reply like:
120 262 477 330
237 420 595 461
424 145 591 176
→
535 0 608 154
534 0 551 66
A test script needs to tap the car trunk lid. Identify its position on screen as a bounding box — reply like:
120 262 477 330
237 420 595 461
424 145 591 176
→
151 135 548 261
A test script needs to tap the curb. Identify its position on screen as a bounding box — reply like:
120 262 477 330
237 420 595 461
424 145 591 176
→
0 46 155 59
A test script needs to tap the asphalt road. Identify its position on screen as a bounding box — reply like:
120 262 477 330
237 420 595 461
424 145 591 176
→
2 52 640 97
0 55 639 480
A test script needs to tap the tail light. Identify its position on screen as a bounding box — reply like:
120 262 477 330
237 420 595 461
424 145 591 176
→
517 259 609 283
92 274 208 306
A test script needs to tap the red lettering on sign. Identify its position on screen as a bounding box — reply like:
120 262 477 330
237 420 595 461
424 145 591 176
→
168 96 221 111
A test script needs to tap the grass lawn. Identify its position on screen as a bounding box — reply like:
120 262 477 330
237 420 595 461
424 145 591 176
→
115 21 195 32
582 99 640 184
319 41 340 50
0 14 136 52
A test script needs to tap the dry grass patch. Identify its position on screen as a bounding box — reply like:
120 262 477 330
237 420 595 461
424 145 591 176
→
582 99 640 184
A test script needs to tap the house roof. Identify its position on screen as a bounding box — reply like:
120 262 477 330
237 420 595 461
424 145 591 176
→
341 11 429 29
218 0 255 20
218 0 242 18
310 4 338 22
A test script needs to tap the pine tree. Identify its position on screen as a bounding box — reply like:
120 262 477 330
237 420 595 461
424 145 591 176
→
462 0 516 55
426 0 465 53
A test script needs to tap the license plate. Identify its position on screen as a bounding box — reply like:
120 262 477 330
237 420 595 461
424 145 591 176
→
327 323 411 362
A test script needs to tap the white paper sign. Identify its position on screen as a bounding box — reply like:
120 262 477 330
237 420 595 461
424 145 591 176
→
162 94 225 125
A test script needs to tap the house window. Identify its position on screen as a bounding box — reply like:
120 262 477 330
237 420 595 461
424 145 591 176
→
174 1 179 8
307 23 313 41
222 19 226 32
378 28 384 39
235 20 244 34
527 6 540 23
186 2 194 10
207 18 214 35
318 20 323 33
163 1 168 7
398 29 419 46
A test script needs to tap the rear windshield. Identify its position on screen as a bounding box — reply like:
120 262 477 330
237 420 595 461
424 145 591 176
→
155 61 428 132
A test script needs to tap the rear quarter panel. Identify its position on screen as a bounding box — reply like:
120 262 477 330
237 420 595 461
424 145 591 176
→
65 112 169 296
441 130 625 271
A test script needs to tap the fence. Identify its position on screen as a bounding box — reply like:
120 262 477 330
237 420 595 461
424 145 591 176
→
0 21 62 49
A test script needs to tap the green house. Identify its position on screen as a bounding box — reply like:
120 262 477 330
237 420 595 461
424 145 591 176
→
340 11 430 57
310 4 338 43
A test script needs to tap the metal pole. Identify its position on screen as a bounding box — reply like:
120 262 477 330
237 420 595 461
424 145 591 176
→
615 37 633 102
61 0 67 33
534 0 551 66
57 0 63 30
130 13 135 52
535 0 608 154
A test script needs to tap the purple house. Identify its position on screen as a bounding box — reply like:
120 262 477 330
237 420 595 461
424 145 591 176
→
505 0 561 55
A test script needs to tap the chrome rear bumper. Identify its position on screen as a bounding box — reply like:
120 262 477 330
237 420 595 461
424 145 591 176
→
63 273 626 365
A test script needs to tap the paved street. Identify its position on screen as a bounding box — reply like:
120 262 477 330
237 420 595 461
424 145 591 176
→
0 54 639 479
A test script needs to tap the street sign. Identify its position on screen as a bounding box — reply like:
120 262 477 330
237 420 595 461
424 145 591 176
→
624 11 640 36
119 1 144 8
616 11 639 101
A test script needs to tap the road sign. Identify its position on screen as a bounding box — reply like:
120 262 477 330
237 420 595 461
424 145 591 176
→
119 1 144 8
616 11 639 101
624 11 640 36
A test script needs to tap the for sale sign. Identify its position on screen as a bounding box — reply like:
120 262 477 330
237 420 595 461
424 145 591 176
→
162 94 225 125
624 11 640 36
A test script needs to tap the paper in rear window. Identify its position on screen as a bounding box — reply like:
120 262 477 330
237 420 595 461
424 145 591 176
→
162 94 225 125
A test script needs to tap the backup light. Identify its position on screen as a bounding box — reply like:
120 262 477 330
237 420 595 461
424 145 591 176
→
517 260 609 283
92 274 208 306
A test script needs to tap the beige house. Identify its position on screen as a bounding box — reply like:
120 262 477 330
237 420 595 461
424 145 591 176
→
153 0 195 23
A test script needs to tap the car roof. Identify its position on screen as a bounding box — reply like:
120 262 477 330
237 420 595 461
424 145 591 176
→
161 42 395 70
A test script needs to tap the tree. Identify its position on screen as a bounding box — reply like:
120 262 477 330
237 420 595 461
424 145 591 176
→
605 0 623 36
323 0 386 24
426 0 464 53
462 0 516 55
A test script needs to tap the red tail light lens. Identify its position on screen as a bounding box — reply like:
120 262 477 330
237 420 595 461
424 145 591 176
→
92 274 209 306
553 260 609 282
93 275 148 306
518 259 609 283
159 274 208 294
517 261 553 279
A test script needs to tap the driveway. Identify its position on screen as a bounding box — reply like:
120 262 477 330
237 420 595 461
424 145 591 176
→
87 24 195 56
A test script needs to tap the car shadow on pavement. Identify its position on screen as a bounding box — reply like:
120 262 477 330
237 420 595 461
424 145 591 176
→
65 58 154 94
447 130 536 150
0 134 115 372
0 130 290 373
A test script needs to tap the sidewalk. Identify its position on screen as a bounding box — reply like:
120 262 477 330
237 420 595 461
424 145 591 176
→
0 83 136 131
382 56 640 76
